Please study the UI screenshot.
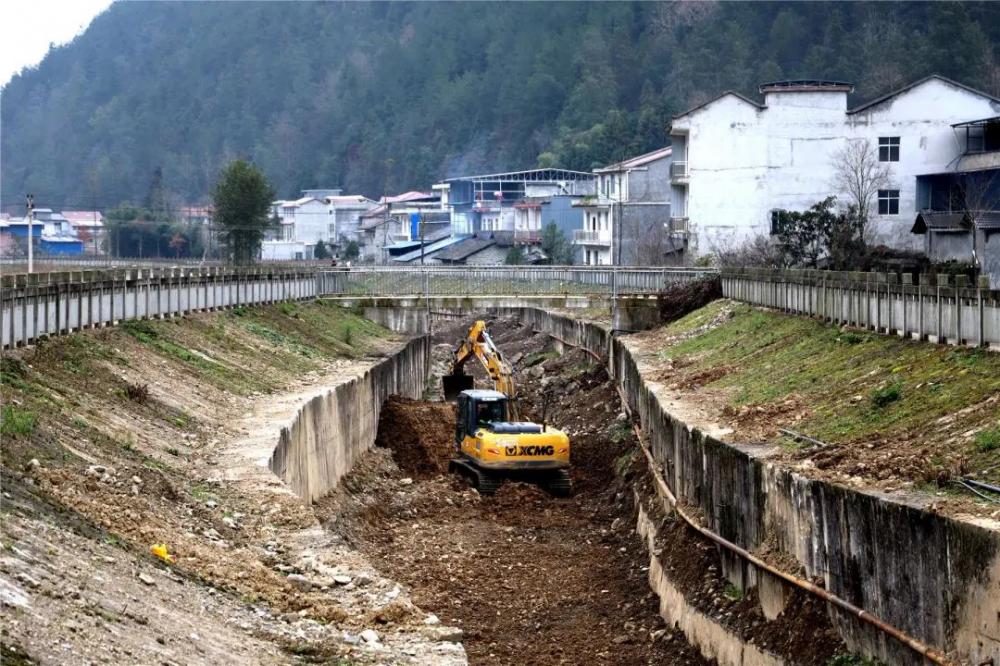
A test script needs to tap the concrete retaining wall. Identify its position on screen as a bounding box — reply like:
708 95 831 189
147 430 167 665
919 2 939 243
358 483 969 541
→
506 307 999 666
268 335 429 503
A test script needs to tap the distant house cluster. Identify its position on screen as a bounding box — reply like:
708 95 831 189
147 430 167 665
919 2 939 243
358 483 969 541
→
0 209 105 257
261 74 997 280
7 75 996 282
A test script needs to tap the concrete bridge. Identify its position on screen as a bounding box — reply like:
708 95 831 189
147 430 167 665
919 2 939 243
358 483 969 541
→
1 266 716 348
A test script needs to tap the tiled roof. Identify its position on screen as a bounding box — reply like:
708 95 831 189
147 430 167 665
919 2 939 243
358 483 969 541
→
595 146 672 173
911 210 972 234
432 237 496 262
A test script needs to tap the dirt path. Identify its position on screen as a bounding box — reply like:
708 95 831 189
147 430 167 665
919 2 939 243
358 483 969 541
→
321 319 714 665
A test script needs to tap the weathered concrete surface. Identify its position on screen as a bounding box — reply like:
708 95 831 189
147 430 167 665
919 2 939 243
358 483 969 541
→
635 498 785 666
269 336 429 503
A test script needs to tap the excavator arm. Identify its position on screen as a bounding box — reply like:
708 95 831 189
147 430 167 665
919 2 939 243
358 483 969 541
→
443 320 519 418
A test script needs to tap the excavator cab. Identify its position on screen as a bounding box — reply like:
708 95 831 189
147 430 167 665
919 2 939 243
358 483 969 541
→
454 390 516 445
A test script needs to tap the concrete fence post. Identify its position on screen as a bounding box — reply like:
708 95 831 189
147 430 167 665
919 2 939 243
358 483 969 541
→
936 274 946 343
75 272 83 331
916 274 927 341
901 273 912 338
954 275 968 345
977 276 988 347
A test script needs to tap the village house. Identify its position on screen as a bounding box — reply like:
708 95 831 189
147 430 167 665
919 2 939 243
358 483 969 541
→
357 191 449 264
433 169 594 262
669 75 1000 267
262 189 375 260
573 146 676 266
62 210 107 254
911 115 1000 286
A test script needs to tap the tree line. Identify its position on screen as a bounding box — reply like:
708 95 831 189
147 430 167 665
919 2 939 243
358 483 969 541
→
3 2 998 208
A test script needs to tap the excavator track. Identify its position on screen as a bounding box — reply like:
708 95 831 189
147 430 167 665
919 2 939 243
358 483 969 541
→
450 458 502 495
541 469 572 497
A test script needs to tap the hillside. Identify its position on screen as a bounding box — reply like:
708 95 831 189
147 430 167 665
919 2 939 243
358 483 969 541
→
2 1 999 210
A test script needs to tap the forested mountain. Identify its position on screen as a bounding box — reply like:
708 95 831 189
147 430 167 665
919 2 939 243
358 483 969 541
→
2 1 998 210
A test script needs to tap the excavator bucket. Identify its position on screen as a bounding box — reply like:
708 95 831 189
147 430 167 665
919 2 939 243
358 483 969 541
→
442 373 474 401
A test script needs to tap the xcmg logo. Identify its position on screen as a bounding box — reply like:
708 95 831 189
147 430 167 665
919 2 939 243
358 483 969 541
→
504 445 555 456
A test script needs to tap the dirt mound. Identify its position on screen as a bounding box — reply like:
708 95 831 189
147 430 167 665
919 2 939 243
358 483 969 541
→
657 276 722 324
375 396 456 478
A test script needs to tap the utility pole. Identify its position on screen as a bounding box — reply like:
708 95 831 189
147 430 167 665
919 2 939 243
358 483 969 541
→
26 194 34 273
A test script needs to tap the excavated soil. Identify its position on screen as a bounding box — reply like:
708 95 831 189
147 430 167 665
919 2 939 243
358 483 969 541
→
322 318 714 665
322 316 849 665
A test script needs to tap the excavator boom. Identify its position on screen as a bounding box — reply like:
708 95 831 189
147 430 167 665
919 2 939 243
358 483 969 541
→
443 320 519 418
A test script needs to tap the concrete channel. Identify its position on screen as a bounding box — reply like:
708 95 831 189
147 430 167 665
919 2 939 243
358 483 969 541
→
265 304 1000 666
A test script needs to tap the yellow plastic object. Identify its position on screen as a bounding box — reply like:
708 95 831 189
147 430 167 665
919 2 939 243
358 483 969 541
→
150 544 173 563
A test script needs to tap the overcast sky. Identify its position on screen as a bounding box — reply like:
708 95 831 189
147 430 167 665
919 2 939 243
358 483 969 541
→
1 0 113 86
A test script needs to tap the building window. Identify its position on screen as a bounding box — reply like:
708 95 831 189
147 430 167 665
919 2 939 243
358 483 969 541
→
877 189 899 215
769 209 787 235
878 137 900 162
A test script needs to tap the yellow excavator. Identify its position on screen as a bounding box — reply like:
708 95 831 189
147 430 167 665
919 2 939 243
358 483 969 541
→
443 320 571 496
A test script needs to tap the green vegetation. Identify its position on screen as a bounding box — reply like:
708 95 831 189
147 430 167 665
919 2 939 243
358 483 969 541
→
609 420 633 445
976 427 1000 453
342 241 360 261
614 451 635 477
870 383 902 409
505 246 525 266
212 159 276 264
655 303 1000 462
121 320 222 373
722 583 743 601
1 405 37 437
540 223 574 265
7 3 995 204
522 350 560 367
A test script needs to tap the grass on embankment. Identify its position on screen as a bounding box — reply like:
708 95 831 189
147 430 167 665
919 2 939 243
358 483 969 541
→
0 300 393 470
644 300 1000 484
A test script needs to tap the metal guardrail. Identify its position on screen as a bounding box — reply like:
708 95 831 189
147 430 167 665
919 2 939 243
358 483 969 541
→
317 266 716 298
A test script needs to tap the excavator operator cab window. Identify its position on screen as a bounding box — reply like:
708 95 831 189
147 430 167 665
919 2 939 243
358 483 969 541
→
475 400 506 429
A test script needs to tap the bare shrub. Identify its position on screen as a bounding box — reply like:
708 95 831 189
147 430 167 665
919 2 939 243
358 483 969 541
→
124 382 149 404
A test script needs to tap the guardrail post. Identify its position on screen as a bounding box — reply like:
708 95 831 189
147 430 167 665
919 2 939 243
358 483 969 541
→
977 276 988 347
954 275 967 345
900 273 911 338
936 274 946 343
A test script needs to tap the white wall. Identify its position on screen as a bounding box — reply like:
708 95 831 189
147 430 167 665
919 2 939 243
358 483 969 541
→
674 79 1000 258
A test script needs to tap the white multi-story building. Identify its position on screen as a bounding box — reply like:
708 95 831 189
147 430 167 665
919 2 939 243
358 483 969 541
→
669 76 1000 258
265 190 376 260
573 146 676 265
270 196 330 244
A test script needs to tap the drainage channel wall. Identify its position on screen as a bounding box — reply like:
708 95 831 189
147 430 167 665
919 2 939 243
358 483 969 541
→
359 305 996 666
268 335 429 503
508 306 999 666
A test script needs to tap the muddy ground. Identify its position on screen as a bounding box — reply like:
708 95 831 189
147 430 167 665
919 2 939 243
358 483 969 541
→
0 305 464 665
321 317 848 665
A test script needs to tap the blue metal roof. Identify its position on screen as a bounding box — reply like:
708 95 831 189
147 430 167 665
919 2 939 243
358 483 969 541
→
391 235 472 263
384 240 423 250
